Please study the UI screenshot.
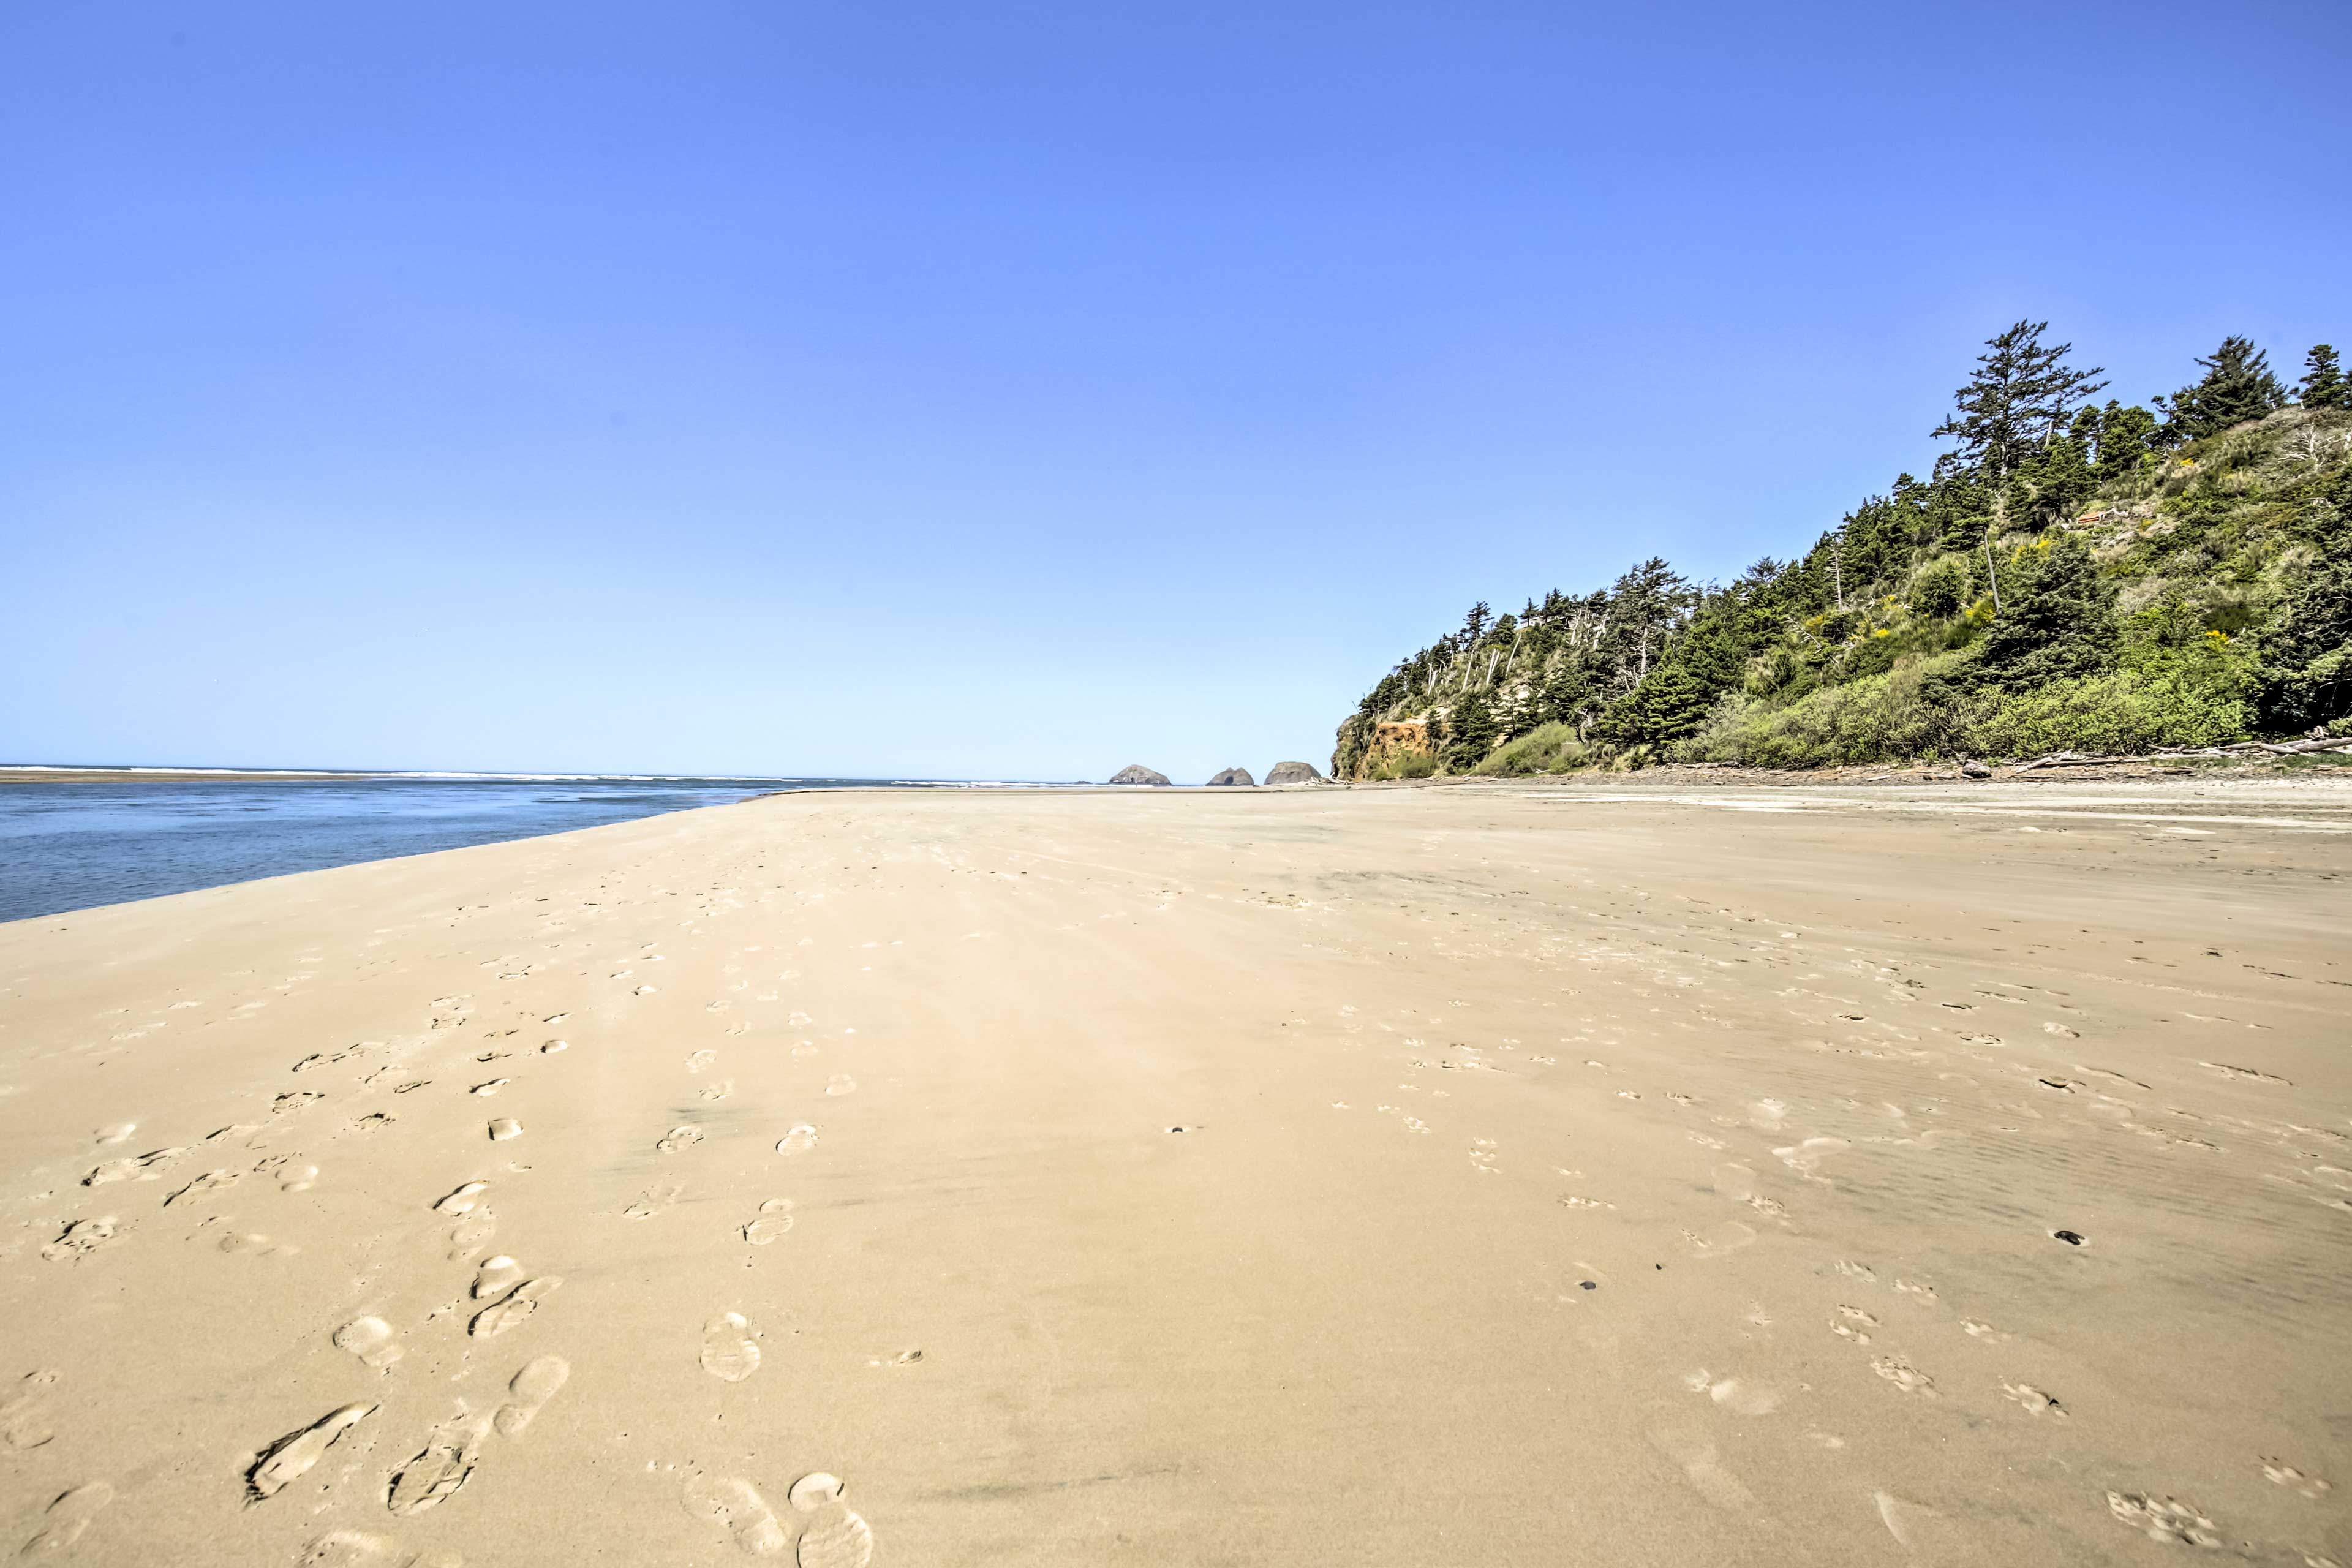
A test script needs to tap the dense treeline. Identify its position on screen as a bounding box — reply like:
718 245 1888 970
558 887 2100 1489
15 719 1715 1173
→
1334 326 2352 777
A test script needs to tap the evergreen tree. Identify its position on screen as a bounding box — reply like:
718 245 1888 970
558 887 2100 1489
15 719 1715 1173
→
2299 344 2347 412
1931 321 2108 483
1444 690 1498 771
1909 556 1969 619
2029 410 2100 525
1977 532 2119 687
2258 551 2352 729
2094 401 2157 481
1599 557 1695 691
2155 336 2288 443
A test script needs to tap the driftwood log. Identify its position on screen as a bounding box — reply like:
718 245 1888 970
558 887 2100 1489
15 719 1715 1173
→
2015 737 2352 772
2254 736 2352 756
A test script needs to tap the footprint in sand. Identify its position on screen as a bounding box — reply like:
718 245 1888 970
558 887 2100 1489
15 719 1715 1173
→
41 1217 120 1262
2106 1493 2222 1547
92 1123 136 1146
788 1473 873 1568
1772 1137 1849 1180
165 1169 242 1206
744 1200 795 1245
298 1531 461 1567
252 1155 320 1193
473 1255 524 1298
700 1313 763 1382
2261 1460 2331 1498
1894 1278 1938 1305
83 1147 183 1186
682 1472 788 1556
1 1373 59 1452
657 1126 704 1154
687 1050 718 1074
701 1079 736 1102
775 1126 818 1156
247 1403 376 1502
493 1355 569 1437
469 1276 561 1338
825 1076 857 1098
1684 1221 1756 1257
333 1316 404 1372
623 1185 682 1221
1831 1306 1877 1344
1869 1356 1937 1396
488 1118 522 1142
541 1039 568 1055
217 1227 299 1257
2001 1382 2067 1417
1681 1370 1782 1415
470 1079 510 1098
434 1182 490 1216
386 1409 489 1516
18 1480 114 1556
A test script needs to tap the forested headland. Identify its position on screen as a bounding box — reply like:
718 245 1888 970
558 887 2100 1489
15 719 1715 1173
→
1333 326 2352 778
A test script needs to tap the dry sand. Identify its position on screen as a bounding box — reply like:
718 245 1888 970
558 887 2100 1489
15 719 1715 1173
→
2 779 2348 1566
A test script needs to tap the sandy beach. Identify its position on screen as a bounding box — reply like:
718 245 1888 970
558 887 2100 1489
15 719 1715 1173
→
2 778 2348 1566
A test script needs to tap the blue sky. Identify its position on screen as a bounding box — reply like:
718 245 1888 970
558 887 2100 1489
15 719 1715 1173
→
4 1 2346 780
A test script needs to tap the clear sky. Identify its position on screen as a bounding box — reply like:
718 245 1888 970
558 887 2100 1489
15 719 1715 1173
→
4 2 2346 781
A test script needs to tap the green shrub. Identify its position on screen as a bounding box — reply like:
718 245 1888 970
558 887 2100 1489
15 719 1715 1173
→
1909 555 1969 619
1963 668 2250 756
1473 721 1590 775
1368 751 1438 780
1677 656 1964 767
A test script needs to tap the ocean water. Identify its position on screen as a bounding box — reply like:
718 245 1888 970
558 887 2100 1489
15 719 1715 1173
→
0 772 902 924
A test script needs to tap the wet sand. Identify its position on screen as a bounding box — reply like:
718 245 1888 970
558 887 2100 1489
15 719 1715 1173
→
2 780 2348 1566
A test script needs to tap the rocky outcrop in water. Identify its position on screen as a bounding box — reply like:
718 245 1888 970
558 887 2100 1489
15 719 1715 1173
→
1207 767 1256 787
1264 761 1325 785
1107 764 1172 786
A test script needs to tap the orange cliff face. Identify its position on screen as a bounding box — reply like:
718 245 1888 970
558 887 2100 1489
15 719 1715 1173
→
1342 718 1433 779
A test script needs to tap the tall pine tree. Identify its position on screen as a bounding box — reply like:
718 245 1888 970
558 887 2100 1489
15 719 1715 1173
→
1931 321 2108 483
2299 344 2347 412
2095 401 2157 481
2155 336 2288 442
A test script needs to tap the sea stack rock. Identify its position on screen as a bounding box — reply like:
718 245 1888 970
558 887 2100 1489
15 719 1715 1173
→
1264 760 1325 785
1107 764 1172 786
1207 767 1256 787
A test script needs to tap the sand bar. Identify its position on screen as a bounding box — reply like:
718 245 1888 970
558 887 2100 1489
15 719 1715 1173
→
2 780 2348 1565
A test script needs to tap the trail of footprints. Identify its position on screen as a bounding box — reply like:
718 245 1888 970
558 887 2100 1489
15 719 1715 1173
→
1344 990 2343 1562
23 957 876 1562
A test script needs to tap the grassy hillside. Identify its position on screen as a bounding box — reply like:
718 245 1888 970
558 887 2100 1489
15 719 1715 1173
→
1334 329 2352 778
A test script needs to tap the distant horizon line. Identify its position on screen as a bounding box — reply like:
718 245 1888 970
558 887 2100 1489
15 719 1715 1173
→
0 763 1102 786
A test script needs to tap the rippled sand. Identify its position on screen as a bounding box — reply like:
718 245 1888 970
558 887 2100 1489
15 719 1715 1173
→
2 779 2347 1565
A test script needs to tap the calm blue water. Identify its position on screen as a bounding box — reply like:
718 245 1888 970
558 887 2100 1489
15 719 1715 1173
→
0 773 902 924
